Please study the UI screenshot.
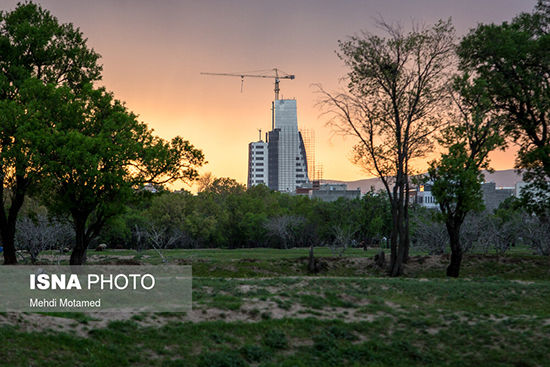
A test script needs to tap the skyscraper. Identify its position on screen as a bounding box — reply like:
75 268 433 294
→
248 99 309 192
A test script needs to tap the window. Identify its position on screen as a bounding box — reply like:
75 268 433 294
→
256 162 264 166
255 156 264 160
256 151 264 154
296 174 304 178
256 168 263 172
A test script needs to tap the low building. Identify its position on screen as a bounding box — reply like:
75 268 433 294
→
413 181 514 211
299 182 361 202
414 183 438 209
481 182 514 211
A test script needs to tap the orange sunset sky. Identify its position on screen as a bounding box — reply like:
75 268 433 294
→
3 0 536 189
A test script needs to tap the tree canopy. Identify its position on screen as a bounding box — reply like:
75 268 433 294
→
1 2 205 264
0 2 101 264
457 0 550 217
319 19 456 276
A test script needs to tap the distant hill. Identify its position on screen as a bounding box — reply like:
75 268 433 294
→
327 169 523 194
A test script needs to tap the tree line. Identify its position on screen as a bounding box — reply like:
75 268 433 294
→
13 177 392 258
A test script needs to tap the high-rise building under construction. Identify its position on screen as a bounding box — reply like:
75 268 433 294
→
247 99 309 192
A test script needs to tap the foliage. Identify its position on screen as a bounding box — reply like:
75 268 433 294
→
0 2 101 264
457 0 550 216
36 84 205 264
427 56 506 277
319 19 456 276
93 180 393 251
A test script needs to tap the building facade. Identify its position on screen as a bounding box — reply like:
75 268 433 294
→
248 99 309 192
414 181 514 211
247 141 268 187
414 183 439 209
310 183 361 202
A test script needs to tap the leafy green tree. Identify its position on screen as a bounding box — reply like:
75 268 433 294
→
359 191 392 248
40 86 204 264
458 0 550 217
0 2 101 264
428 77 505 277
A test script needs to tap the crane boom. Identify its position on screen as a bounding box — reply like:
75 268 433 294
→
200 68 295 100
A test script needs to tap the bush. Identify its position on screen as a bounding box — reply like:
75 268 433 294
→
239 344 272 362
325 325 358 341
262 329 288 350
197 350 248 367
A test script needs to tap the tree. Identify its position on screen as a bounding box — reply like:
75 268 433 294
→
0 2 101 264
329 224 357 256
411 208 448 255
15 214 73 264
360 191 392 247
458 0 550 217
319 20 455 276
428 76 505 277
40 86 205 264
264 215 305 249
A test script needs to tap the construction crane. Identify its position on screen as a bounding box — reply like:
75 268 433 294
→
200 68 295 101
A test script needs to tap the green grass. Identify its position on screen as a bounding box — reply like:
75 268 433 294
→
1 315 549 367
35 247 550 280
191 277 550 316
2 248 549 366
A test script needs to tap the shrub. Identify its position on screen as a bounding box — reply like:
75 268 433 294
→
197 350 248 367
239 344 272 362
262 329 288 350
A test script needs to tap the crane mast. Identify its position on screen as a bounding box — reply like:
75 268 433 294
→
201 68 295 101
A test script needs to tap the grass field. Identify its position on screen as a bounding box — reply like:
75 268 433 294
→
1 248 549 366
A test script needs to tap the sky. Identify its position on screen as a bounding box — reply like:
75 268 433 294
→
1 0 537 188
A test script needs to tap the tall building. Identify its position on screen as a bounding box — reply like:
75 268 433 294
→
247 99 309 192
247 141 268 187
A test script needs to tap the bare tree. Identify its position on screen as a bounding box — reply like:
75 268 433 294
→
132 223 183 263
329 224 357 257
522 216 550 256
411 210 448 255
15 215 73 263
318 19 455 276
196 172 214 193
473 213 521 257
264 215 305 249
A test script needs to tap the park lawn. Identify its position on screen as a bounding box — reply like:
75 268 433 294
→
36 247 550 280
1 275 550 367
2 249 549 366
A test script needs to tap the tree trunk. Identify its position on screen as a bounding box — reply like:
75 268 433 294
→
390 187 407 276
446 224 462 278
402 203 410 264
1 229 17 265
389 206 399 275
307 245 316 273
391 220 407 277
70 214 89 265
0 176 27 265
